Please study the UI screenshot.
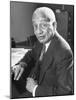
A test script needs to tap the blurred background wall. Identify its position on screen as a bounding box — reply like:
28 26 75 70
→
10 1 74 51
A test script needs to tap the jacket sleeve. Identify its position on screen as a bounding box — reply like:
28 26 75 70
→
19 41 40 66
19 49 35 65
55 50 74 95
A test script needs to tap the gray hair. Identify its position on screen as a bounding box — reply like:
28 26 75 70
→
32 7 56 23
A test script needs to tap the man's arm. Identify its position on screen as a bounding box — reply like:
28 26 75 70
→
55 50 74 95
12 48 36 80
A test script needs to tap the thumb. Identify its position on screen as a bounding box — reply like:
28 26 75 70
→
16 67 24 80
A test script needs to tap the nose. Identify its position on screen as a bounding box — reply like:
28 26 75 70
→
36 26 43 35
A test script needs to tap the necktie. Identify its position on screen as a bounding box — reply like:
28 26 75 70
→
39 45 46 61
30 45 45 81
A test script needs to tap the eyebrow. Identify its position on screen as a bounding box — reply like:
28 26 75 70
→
43 17 50 22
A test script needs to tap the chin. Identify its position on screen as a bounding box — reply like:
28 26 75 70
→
39 40 46 44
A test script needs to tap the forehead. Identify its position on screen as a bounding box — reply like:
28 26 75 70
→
32 16 51 25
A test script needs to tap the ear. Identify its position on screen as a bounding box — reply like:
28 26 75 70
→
53 21 57 31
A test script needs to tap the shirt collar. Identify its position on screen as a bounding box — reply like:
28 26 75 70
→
44 40 51 52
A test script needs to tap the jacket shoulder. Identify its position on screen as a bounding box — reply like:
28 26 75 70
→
53 33 73 60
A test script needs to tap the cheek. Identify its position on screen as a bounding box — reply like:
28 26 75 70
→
44 26 52 33
47 27 53 33
45 28 53 38
41 29 47 35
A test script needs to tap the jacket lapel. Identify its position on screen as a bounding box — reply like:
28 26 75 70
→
39 36 55 84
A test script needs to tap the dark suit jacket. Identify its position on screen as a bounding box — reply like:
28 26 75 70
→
20 32 74 97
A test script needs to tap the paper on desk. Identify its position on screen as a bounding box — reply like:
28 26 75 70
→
11 48 31 67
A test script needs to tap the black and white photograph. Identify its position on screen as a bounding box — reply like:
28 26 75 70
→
10 1 74 99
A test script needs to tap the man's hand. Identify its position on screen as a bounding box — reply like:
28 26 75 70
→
12 64 24 80
26 77 37 93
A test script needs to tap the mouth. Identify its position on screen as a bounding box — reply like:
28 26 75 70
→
37 35 45 40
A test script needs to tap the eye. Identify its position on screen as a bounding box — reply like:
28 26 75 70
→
41 23 49 29
42 23 47 28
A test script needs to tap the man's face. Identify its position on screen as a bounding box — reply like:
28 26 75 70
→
33 17 55 44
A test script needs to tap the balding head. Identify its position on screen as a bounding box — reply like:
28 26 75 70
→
32 7 56 23
32 7 57 44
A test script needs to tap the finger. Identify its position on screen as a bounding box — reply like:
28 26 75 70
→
16 67 24 80
26 82 31 92
26 84 29 91
14 67 20 80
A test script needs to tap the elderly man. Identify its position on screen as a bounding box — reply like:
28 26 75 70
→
12 7 73 97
